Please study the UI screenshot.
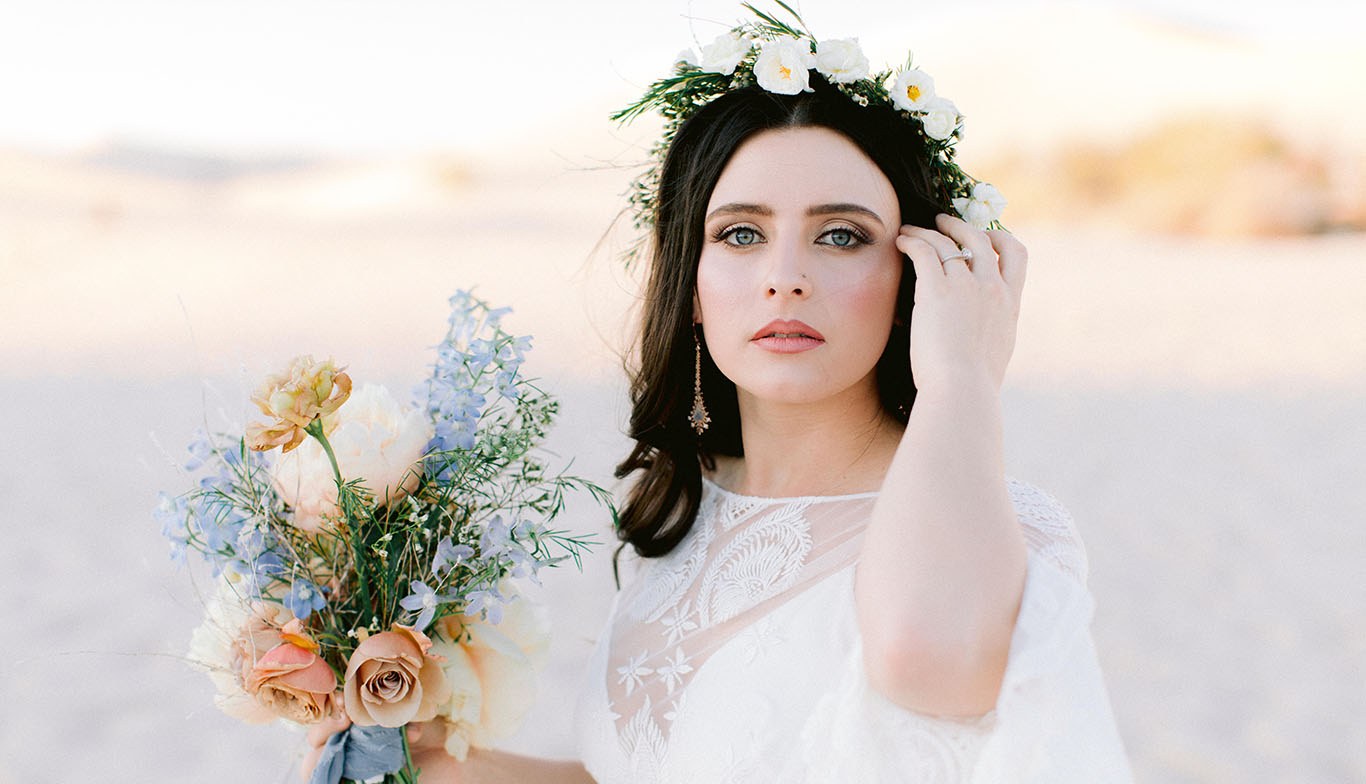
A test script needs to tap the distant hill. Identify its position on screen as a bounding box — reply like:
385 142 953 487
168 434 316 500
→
77 141 325 183
985 115 1365 236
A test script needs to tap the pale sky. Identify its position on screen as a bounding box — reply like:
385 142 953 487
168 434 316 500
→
0 0 1360 155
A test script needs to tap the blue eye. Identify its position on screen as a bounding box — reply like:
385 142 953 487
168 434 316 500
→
817 225 871 248
715 225 763 246
827 229 854 246
729 227 759 246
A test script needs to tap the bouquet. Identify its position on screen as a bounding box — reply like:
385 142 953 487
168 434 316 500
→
156 290 609 783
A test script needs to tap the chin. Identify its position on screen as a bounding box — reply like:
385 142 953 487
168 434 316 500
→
733 372 877 409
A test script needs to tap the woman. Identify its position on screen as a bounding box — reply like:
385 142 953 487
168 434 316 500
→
306 10 1131 782
574 43 1131 780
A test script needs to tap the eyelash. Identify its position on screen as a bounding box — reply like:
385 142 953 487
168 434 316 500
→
711 224 763 246
709 223 873 248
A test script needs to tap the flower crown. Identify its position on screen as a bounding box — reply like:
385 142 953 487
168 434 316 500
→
612 1 1006 263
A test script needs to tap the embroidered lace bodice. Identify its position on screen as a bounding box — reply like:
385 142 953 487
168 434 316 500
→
573 477 1132 783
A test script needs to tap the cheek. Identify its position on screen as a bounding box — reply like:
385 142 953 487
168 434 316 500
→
694 251 744 324
835 255 902 330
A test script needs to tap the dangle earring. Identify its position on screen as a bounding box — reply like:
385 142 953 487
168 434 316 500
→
690 326 711 435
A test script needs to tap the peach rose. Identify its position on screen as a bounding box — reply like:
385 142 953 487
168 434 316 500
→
246 641 338 724
344 624 451 728
188 584 295 725
246 355 352 453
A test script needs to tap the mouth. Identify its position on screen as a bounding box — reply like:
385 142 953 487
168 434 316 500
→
751 320 825 353
751 320 825 342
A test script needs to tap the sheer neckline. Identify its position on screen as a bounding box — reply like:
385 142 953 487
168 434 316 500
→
701 474 882 503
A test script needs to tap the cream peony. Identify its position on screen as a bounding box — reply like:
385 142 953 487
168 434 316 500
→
920 96 961 141
698 32 751 75
813 38 869 84
952 182 1009 230
271 383 431 533
889 67 935 112
429 587 551 761
753 36 814 95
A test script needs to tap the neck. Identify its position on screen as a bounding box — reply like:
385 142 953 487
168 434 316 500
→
712 375 903 498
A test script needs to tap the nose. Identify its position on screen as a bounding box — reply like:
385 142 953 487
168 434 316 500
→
765 238 809 299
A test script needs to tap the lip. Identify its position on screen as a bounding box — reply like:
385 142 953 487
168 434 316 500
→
751 319 826 353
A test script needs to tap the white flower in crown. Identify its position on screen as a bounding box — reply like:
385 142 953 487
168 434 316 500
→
890 67 936 112
920 96 961 142
698 32 752 75
953 182 1008 229
675 48 699 70
754 35 815 95
814 37 869 84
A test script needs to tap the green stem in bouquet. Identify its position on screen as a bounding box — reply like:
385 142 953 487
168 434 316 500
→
304 417 374 617
400 731 419 784
305 418 344 486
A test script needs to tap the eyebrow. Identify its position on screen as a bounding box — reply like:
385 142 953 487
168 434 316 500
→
806 203 884 223
706 203 772 221
705 201 886 225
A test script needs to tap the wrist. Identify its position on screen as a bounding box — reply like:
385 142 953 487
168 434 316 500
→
912 367 1000 404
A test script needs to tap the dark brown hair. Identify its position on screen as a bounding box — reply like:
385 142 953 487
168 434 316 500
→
612 73 946 573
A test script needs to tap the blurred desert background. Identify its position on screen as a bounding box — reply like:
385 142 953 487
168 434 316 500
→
2 0 1364 782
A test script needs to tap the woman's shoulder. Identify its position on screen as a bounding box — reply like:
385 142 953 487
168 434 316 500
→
1003 476 1090 586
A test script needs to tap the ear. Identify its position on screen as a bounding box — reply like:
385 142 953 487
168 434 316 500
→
692 289 702 324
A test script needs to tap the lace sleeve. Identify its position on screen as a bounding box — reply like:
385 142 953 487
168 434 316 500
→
797 478 1132 783
1006 476 1088 586
971 477 1132 782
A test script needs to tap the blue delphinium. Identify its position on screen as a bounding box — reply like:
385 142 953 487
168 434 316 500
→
154 492 192 565
183 429 214 472
478 515 514 560
461 584 505 625
431 537 474 577
284 579 327 620
398 580 459 632
158 429 286 599
419 290 532 478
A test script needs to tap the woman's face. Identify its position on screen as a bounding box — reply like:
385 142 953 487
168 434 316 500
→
696 126 903 408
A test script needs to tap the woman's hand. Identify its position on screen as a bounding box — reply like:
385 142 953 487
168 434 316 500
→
406 719 466 782
863 214 1028 716
300 712 351 782
895 213 1027 396
300 716 465 783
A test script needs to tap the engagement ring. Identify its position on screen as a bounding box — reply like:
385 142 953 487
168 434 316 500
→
940 247 974 265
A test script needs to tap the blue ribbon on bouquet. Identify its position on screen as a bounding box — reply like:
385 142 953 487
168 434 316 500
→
310 724 406 784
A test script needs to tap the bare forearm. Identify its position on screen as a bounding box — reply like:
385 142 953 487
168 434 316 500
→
856 373 1026 710
461 749 597 784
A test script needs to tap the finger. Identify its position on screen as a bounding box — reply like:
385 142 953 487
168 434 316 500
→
903 223 970 278
895 233 946 287
987 229 1028 300
305 724 332 748
306 712 351 747
408 719 450 752
300 746 321 783
900 224 958 263
934 213 996 281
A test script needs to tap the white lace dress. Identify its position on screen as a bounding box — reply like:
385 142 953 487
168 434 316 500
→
573 476 1133 782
